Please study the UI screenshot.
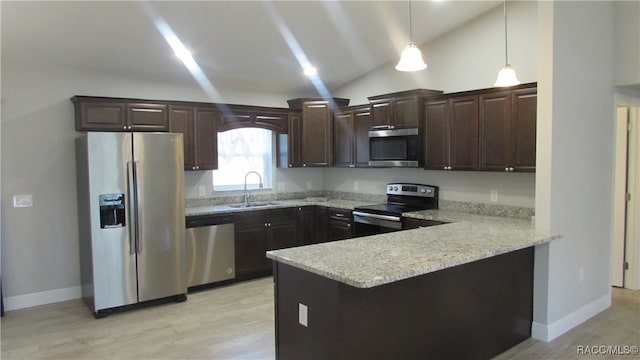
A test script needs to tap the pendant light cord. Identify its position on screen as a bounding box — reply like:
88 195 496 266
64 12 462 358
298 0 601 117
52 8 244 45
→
408 1 413 43
503 0 508 64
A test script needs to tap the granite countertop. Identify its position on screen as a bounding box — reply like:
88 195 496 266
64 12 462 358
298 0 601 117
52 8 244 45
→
185 198 374 217
266 209 562 289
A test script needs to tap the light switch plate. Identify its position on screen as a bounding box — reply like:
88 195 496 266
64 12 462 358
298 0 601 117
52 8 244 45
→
490 190 498 202
198 186 206 197
298 303 308 327
13 194 33 208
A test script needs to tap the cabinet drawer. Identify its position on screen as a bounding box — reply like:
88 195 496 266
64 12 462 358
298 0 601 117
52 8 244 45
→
328 208 352 221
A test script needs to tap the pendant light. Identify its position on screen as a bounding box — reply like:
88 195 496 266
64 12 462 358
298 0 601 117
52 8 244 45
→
494 0 520 86
395 1 427 72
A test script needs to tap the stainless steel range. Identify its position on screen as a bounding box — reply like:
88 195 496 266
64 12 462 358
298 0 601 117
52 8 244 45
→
352 183 439 237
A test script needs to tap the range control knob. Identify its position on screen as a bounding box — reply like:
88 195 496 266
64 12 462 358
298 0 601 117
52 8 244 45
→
388 186 393 191
420 188 426 193
393 186 399 191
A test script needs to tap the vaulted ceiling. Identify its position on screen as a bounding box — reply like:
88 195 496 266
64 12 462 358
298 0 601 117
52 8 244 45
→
1 1 500 95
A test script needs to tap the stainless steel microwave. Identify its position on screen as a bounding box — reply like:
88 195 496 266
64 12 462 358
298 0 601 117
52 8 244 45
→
368 128 421 167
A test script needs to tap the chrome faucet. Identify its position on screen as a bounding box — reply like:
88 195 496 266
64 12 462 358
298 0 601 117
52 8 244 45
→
243 171 263 206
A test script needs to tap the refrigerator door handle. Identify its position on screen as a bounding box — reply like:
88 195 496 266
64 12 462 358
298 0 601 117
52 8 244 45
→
126 161 137 255
133 161 142 254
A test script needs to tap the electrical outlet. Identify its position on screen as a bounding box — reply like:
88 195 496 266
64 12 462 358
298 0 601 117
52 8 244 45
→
579 267 584 282
13 194 33 208
306 181 312 190
198 186 206 197
298 303 308 327
277 182 285 192
354 181 359 191
490 190 498 202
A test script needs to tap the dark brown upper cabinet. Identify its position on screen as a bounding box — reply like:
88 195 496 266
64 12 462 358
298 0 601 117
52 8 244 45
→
169 105 218 171
277 112 302 168
72 96 168 132
332 109 355 168
287 98 350 168
332 105 372 168
425 83 537 173
479 85 537 172
510 87 537 172
424 95 479 171
217 105 289 133
368 89 443 131
353 106 372 167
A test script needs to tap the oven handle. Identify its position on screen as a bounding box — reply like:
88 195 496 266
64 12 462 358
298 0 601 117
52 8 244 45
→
352 211 401 222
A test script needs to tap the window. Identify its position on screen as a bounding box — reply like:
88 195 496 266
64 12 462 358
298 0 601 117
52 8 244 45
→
213 128 273 191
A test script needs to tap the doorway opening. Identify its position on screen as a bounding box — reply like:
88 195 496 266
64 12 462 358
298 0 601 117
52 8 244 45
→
612 96 640 290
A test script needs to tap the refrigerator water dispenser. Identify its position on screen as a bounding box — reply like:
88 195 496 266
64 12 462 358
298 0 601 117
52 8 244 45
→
99 193 125 228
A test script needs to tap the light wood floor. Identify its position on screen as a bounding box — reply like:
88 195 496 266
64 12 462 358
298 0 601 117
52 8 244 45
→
1 278 638 359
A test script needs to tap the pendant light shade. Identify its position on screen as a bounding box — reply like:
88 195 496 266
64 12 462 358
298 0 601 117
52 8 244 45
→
494 0 519 87
396 43 427 72
396 1 427 72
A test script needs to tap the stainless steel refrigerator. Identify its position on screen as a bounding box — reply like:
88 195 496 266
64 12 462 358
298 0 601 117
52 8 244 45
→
76 132 186 318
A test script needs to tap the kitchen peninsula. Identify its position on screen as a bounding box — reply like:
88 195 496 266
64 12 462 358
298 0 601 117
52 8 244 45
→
267 211 561 360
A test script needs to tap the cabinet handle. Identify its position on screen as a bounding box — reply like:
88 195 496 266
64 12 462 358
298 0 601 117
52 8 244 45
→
443 166 447 170
510 167 515 172
289 164 293 167
265 223 268 227
349 164 355 168
347 224 351 227
505 167 509 172
303 164 307 167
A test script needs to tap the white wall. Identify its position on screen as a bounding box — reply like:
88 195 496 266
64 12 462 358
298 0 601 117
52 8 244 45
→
0 65 298 304
329 0 538 208
614 1 640 87
334 0 538 104
533 1 615 341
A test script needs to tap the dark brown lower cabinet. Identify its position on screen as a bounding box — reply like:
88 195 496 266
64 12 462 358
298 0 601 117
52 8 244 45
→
273 247 535 360
327 208 352 241
234 208 297 278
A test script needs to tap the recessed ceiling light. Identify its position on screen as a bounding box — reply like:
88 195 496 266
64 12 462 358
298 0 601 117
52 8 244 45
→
303 65 318 77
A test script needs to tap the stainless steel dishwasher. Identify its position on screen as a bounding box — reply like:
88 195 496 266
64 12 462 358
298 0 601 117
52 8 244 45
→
186 214 235 288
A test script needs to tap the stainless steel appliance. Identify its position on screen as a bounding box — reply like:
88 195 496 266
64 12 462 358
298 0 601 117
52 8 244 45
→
368 128 421 167
186 214 235 288
353 183 438 237
76 132 186 318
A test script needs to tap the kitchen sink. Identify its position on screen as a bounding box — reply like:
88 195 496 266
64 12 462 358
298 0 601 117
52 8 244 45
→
226 201 283 208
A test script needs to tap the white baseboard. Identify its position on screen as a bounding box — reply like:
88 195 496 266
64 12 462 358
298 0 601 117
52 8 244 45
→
4 286 81 311
532 293 611 342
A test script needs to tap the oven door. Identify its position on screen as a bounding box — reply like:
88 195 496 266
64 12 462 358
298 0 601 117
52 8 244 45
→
352 211 402 237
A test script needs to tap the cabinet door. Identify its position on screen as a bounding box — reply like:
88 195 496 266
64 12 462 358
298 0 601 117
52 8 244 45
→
77 101 127 131
328 220 352 242
511 88 537 172
370 99 392 129
268 220 298 251
235 223 270 275
194 108 218 170
354 107 372 167
286 113 302 168
393 95 420 129
424 99 450 170
301 101 332 167
127 103 168 131
479 92 511 171
297 206 315 246
169 105 195 170
449 96 479 170
313 207 328 244
333 111 354 167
